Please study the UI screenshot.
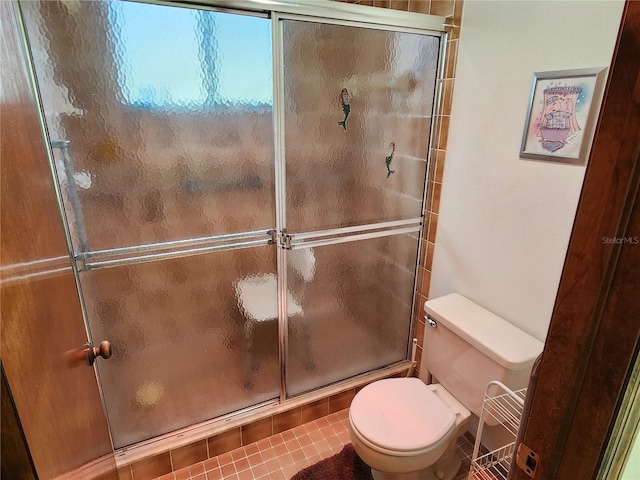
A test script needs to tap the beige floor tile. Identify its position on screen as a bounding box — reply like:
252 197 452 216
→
151 407 473 480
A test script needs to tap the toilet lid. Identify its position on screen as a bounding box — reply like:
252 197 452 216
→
350 378 456 452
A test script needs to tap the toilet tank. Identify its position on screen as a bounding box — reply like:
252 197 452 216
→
420 293 543 423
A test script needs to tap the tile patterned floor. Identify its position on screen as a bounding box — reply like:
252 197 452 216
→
153 409 475 480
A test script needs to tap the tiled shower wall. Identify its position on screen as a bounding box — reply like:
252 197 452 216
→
117 0 463 477
408 0 462 380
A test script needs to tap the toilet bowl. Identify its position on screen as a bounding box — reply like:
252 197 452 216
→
349 377 471 480
347 293 544 480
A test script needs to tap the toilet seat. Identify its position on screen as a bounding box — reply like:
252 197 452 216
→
349 378 456 455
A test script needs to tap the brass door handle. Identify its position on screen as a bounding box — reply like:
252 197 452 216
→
85 341 112 366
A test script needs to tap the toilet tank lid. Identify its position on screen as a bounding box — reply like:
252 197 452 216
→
424 293 544 370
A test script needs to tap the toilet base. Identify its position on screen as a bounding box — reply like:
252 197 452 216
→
370 450 462 480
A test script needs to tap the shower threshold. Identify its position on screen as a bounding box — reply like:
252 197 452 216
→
115 361 411 468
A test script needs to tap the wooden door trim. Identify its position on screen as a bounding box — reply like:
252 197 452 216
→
513 1 640 479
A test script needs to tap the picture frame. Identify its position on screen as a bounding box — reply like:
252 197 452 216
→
520 67 607 164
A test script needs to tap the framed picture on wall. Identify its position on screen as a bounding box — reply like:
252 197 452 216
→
520 67 607 164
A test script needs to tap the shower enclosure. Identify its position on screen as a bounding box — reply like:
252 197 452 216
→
19 0 443 449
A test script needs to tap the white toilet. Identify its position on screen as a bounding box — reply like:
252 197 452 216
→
349 293 544 480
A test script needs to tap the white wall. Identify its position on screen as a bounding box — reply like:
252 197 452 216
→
430 0 625 342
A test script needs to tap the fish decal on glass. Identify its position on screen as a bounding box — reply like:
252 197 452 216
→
337 88 351 131
385 142 396 179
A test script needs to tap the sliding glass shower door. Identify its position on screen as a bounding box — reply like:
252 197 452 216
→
20 0 442 449
279 19 440 396
20 0 280 448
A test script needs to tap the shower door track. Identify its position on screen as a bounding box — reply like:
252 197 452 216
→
151 0 446 34
114 360 411 466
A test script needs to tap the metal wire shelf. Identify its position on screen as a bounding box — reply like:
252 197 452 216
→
468 382 527 480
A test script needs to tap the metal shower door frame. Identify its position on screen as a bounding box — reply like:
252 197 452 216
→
270 9 447 401
17 0 448 447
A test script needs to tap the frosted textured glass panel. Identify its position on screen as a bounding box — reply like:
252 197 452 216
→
82 246 278 448
21 0 274 252
283 20 439 233
286 235 418 396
